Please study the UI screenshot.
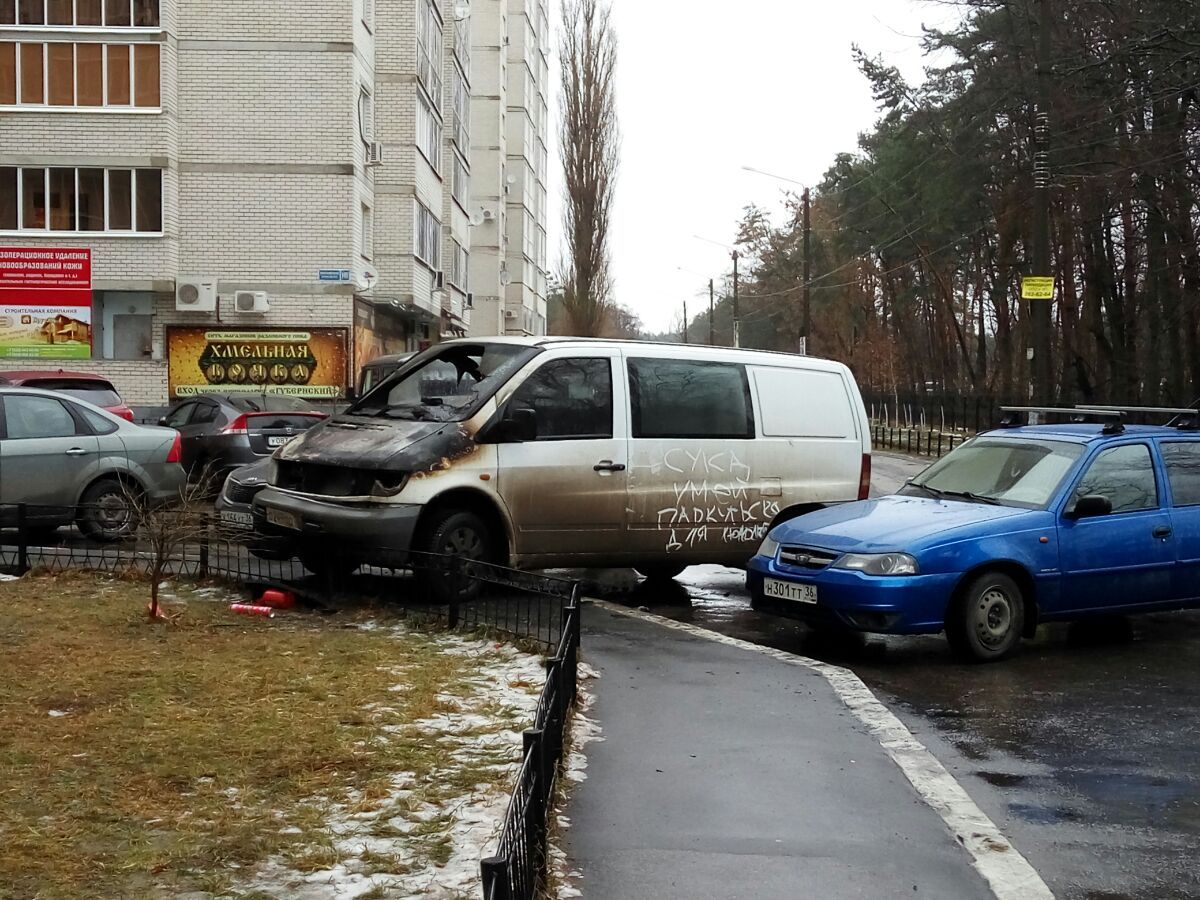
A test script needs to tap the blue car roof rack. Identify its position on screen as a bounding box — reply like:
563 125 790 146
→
1082 405 1200 431
997 406 1126 434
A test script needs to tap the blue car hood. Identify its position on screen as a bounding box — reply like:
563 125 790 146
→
772 496 1044 553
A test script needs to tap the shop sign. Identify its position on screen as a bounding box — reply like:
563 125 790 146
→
167 327 349 399
0 247 93 359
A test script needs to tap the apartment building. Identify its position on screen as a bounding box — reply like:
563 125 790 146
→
467 0 549 338
0 0 474 406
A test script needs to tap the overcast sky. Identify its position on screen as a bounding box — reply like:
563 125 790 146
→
546 0 960 334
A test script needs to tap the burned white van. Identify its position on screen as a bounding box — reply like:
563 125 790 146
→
252 337 872 579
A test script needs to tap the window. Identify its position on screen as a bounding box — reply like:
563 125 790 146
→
414 201 440 267
628 358 754 439
358 86 373 143
4 394 78 439
1162 443 1200 507
451 66 469 151
415 0 442 104
0 166 162 233
1072 444 1158 514
416 92 440 170
507 358 613 440
451 152 469 209
449 239 468 290
190 403 217 425
361 0 373 31
0 0 158 26
361 203 373 260
162 402 195 428
0 41 160 108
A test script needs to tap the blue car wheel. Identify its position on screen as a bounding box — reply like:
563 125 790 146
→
946 571 1026 663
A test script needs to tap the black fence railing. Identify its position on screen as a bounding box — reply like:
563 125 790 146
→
481 587 581 900
863 391 1013 437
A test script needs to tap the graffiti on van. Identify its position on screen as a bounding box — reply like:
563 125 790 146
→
655 448 780 551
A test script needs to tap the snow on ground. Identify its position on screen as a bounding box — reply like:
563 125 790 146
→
242 632 545 899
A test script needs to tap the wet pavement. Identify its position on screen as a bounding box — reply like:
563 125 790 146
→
575 453 1200 900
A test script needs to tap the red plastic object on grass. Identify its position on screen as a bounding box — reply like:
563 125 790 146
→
260 589 296 609
230 604 275 618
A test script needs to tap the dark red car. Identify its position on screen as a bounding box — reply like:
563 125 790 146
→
0 370 136 422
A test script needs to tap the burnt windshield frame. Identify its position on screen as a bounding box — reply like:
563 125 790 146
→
347 344 542 422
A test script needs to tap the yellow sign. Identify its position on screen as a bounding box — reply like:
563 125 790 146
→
167 327 349 399
1022 276 1056 300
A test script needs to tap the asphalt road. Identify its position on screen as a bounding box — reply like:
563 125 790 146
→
580 452 1200 900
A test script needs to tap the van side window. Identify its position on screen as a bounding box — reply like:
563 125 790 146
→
628 358 754 439
508 358 613 440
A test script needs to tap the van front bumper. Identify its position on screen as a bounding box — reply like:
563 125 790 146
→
746 554 957 634
252 488 422 554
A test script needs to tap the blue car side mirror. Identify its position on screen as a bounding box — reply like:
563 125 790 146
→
1069 494 1112 519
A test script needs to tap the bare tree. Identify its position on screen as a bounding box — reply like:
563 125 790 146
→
559 0 619 337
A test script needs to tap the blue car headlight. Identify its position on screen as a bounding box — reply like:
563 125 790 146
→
832 552 919 576
757 534 780 560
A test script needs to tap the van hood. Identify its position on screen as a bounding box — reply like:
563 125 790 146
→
274 415 478 473
771 495 1046 554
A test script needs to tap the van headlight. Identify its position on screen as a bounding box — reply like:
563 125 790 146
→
757 534 780 560
832 553 919 576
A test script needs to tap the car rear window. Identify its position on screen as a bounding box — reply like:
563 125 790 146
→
228 395 315 413
245 414 323 431
25 380 122 408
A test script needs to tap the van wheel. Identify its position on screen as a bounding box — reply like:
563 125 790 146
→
635 563 687 582
946 572 1025 663
417 509 493 603
77 479 140 542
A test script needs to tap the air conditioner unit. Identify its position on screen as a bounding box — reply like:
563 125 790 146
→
176 277 218 312
465 292 474 309
504 309 518 320
433 270 446 289
234 291 270 314
481 208 496 221
365 141 384 167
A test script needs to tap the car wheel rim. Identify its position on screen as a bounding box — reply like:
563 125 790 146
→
95 493 132 532
443 526 484 560
974 587 1013 649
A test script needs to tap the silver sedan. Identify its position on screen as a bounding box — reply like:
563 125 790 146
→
0 386 186 541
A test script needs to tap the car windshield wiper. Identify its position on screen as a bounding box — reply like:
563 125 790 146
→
907 481 946 499
938 489 1003 506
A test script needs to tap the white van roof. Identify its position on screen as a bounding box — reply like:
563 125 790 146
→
439 335 852 374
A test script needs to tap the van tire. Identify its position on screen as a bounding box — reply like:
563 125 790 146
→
635 563 687 582
417 508 493 603
946 571 1025 663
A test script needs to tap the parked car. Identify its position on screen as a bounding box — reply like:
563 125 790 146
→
252 337 872 584
747 409 1200 662
158 394 327 483
213 457 294 560
0 386 185 541
358 352 415 398
0 370 135 421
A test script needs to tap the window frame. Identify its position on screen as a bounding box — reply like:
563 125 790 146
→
505 356 614 442
0 165 163 235
0 38 161 111
413 200 440 269
1 0 161 30
1066 441 1161 516
416 90 441 172
1159 440 1200 508
627 357 756 441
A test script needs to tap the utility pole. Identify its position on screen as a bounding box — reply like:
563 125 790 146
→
708 279 715 345
801 187 812 355
732 250 741 348
1030 0 1054 404
683 300 689 344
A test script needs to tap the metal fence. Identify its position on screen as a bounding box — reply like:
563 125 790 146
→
481 586 581 900
863 390 1014 458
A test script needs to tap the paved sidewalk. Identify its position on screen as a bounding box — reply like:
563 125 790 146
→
563 603 996 900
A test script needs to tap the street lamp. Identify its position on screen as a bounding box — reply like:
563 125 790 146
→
692 236 740 348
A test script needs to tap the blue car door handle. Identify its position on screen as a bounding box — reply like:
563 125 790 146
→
1153 525 1173 539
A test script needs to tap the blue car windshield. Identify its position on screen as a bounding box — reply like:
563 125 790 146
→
902 437 1085 509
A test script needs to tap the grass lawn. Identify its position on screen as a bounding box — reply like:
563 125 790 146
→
0 572 542 899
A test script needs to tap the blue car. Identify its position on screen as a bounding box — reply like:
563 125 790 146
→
747 414 1200 661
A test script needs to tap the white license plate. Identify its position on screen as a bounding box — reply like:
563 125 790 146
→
220 510 254 528
266 507 301 531
267 435 294 447
764 578 818 605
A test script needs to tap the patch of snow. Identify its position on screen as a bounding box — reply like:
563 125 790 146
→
0 573 19 582
48 709 69 718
